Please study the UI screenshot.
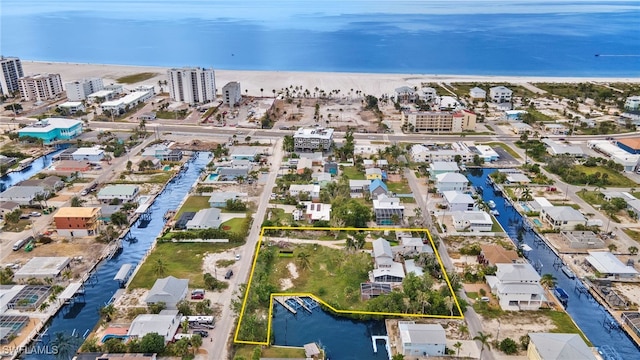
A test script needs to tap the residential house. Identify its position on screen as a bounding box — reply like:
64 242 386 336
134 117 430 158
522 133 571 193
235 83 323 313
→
373 194 404 225
324 162 338 175
0 186 47 206
392 236 433 257
216 167 250 181
369 179 389 198
293 128 334 152
428 161 460 179
99 205 122 223
185 208 222 229
298 152 324 165
349 179 371 198
296 158 313 174
485 263 545 311
71 147 105 162
371 238 405 283
305 202 331 222
540 206 586 230
365 168 383 180
53 207 101 237
140 156 162 170
475 145 500 162
288 184 320 200
57 101 85 114
128 310 181 344
443 191 475 212
527 333 597 360
0 201 20 217
435 172 468 192
18 176 64 192
144 276 189 310
208 192 247 208
506 173 531 184
231 159 253 169
363 159 375 169
54 160 92 173
511 122 533 135
395 86 417 102
469 87 486 100
18 118 83 144
585 251 639 279
230 146 260 161
544 123 568 135
489 86 512 103
398 322 446 357
376 159 388 168
451 211 493 232
311 172 332 187
97 184 140 203
419 87 438 101
141 144 183 162
478 244 521 266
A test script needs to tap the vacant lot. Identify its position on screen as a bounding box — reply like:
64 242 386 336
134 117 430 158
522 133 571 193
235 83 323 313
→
176 196 211 217
116 72 158 84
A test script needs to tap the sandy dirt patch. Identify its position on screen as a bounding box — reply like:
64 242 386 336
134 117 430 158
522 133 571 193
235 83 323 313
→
202 250 238 279
287 262 299 279
279 262 299 291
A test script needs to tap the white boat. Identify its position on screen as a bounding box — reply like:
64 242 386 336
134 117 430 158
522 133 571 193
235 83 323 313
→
490 210 500 216
562 266 576 279
487 200 496 209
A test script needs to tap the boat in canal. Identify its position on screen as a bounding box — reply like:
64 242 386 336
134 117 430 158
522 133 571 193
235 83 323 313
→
487 200 496 209
490 209 500 216
554 287 569 307
562 265 576 279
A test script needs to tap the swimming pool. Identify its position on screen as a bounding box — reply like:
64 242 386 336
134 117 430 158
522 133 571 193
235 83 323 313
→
208 174 219 181
533 219 543 227
163 165 171 171
521 202 533 212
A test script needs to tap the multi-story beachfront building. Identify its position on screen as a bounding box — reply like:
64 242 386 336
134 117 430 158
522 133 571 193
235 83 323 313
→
167 67 216 104
625 96 640 112
222 81 242 107
0 56 23 96
489 85 513 103
402 109 476 133
64 78 104 101
18 73 64 101
293 127 334 152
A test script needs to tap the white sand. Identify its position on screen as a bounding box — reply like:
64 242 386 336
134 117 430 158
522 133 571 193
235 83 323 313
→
22 61 640 98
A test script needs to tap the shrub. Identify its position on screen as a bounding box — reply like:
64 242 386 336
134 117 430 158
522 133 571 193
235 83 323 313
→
499 337 519 354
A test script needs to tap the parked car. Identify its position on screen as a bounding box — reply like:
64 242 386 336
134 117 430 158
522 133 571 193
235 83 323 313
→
30 212 41 217
80 190 88 196
191 289 205 300
235 254 241 261
193 330 208 338
224 269 233 279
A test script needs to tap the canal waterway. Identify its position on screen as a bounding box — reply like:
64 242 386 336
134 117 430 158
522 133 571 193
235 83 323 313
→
466 168 639 359
24 152 211 360
271 303 389 360
0 148 66 192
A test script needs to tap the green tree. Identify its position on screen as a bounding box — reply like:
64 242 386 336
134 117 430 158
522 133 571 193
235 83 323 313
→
391 354 405 360
103 338 126 353
473 331 492 359
51 332 80 360
5 209 21 224
0 267 15 285
177 299 192 316
629 246 639 255
139 332 165 353
252 346 262 360
453 341 463 355
70 196 84 207
297 251 311 270
110 211 129 227
540 273 557 289
499 337 519 354
148 301 166 314
153 259 167 277
99 304 116 322
190 334 203 355
332 199 372 227
126 160 132 171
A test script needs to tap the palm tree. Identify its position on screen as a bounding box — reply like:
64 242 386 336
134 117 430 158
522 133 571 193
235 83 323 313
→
453 341 463 356
52 331 79 360
154 259 167 277
521 187 533 201
629 246 639 255
540 273 557 289
296 251 311 270
99 304 117 322
70 196 84 207
190 334 203 355
473 331 492 359
459 324 469 339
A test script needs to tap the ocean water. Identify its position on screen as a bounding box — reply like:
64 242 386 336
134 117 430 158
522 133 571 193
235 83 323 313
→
1 0 639 76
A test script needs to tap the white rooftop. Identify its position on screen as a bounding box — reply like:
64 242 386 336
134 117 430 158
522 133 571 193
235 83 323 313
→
435 172 468 184
442 191 474 204
19 118 82 133
429 161 460 172
294 127 334 139
58 101 83 107
399 322 446 345
586 251 639 275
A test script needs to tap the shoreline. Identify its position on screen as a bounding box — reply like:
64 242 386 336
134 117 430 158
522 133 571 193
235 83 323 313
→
21 60 640 98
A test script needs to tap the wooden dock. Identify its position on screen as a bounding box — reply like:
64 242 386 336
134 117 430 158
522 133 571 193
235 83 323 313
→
274 296 297 314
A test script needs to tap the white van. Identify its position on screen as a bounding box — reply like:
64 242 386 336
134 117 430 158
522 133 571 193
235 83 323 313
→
173 333 193 341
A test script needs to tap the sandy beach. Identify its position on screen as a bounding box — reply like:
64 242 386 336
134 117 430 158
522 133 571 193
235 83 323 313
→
22 61 640 98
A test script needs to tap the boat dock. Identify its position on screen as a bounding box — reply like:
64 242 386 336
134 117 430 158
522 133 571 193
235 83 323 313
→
274 296 318 314
371 335 392 360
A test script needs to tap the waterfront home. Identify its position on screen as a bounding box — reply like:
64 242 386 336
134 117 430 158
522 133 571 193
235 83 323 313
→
304 202 331 222
409 143 476 163
475 145 500 162
0 186 47 206
561 231 605 249
442 191 475 212
71 147 105 162
478 244 521 266
373 194 404 225
505 172 531 184
141 144 183 162
128 310 181 344
185 208 222 229
216 166 250 181
349 179 371 198
53 207 101 237
419 86 438 101
311 172 332 187
145 276 189 310
365 167 383 180
585 251 639 280
18 118 83 144
97 184 140 203
428 161 460 179
369 179 389 198
99 205 122 223
0 201 19 216
371 238 405 283
489 86 512 103
540 206 586 230
435 172 468 192
18 176 64 192
392 236 433 257
208 192 247 208
398 322 446 357
469 87 486 100
485 263 545 311
451 210 493 232
52 160 92 173
395 86 417 103
14 257 71 281
527 333 596 360
139 156 162 170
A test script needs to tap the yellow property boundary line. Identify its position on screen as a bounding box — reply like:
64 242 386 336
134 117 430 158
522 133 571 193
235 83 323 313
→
233 226 464 345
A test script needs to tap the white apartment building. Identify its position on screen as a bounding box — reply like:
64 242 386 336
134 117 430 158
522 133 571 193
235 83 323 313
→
293 127 334 152
402 110 476 133
19 73 64 101
0 56 23 96
625 96 640 111
222 81 242 107
65 78 104 101
409 143 475 163
167 67 216 104
469 87 486 100
489 86 513 103
101 90 153 114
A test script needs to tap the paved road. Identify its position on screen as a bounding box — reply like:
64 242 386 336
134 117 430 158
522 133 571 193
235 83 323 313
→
204 138 283 360
405 169 496 360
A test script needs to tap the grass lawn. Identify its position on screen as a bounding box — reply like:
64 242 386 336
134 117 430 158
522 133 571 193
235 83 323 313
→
2 220 31 232
576 190 607 206
234 346 306 359
176 196 211 218
128 242 237 289
623 228 640 244
490 214 503 232
574 165 638 187
483 142 522 160
266 208 293 225
116 72 158 84
472 300 504 319
466 292 479 300
341 166 365 180
542 309 592 346
220 217 248 233
551 202 581 210
387 181 412 194
400 197 416 203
